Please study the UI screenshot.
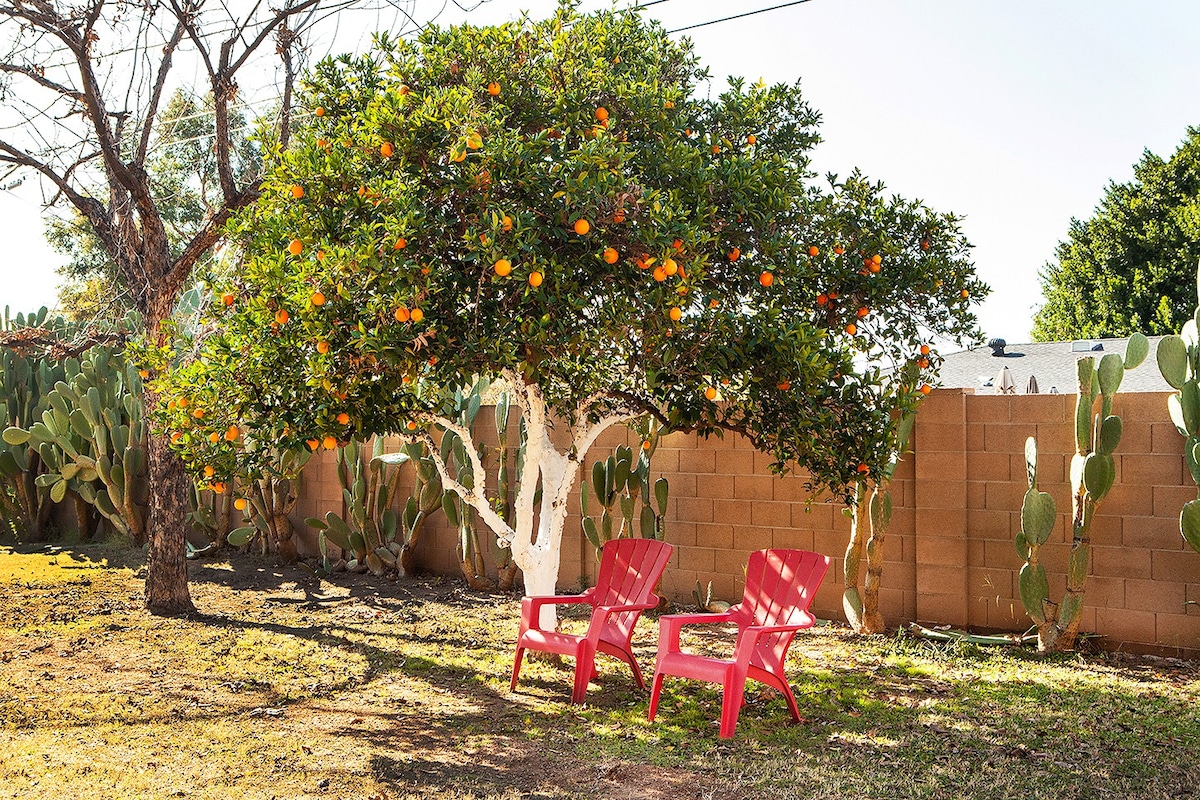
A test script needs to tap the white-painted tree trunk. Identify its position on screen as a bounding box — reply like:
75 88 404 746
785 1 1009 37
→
410 371 637 630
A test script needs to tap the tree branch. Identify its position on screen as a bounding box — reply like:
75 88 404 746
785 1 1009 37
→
135 13 190 164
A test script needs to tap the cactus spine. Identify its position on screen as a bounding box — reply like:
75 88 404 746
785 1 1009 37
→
1155 265 1200 553
1017 333 1148 652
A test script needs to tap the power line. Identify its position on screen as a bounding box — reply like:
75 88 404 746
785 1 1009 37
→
667 0 813 34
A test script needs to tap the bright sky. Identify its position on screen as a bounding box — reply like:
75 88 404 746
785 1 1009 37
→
4 0 1200 344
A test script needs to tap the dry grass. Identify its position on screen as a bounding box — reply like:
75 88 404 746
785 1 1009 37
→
1 541 1198 800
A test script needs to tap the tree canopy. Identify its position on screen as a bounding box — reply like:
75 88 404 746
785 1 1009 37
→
157 4 983 505
1032 127 1200 341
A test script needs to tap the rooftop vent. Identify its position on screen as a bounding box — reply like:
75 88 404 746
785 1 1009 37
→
1071 340 1103 352
987 338 1007 356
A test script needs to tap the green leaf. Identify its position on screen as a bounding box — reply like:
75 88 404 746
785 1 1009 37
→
1021 488 1056 546
1097 415 1123 455
49 478 67 504
1082 453 1114 500
1097 352 1124 396
1181 499 1200 553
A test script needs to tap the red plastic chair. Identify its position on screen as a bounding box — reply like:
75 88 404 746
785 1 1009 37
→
511 537 674 704
647 548 830 738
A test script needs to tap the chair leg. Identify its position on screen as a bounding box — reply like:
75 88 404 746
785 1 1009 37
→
719 672 749 739
510 647 525 692
627 653 646 690
647 672 666 721
571 644 595 704
779 680 801 721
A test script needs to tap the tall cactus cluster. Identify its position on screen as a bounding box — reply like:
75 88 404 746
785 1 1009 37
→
225 446 311 563
306 437 405 575
580 442 668 555
0 309 70 540
440 379 498 589
5 345 150 544
1017 333 1148 653
1155 271 1200 553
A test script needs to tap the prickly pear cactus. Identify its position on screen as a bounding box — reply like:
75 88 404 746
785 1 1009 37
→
6 346 150 544
0 309 70 540
1156 267 1200 553
580 431 668 559
306 437 402 576
1017 332 1148 652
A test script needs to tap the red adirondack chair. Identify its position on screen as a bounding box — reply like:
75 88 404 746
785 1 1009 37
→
511 537 674 704
647 548 830 738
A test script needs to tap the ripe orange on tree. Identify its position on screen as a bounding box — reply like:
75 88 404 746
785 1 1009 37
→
747 134 756 145
777 380 790 391
410 308 424 323
222 292 235 306
704 386 717 400
573 218 590 235
668 306 682 322
204 465 215 477
494 258 512 277
317 340 330 354
488 81 501 96
290 184 304 199
275 309 290 325
311 291 326 306
337 412 350 425
808 245 819 257
759 271 774 287
652 266 667 282
920 384 932 395
225 425 240 441
663 258 678 276
528 271 544 288
234 498 248 511
595 106 608 122
287 239 303 255
315 106 325 116
920 344 931 355
208 432 220 444
394 306 410 322
306 438 320 451
501 215 513 231
394 237 407 250
834 245 845 255
603 247 619 264
612 209 626 223
322 436 337 450
845 323 857 335
856 306 869 318
727 247 740 261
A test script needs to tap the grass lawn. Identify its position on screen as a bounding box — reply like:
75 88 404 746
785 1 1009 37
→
0 541 1197 800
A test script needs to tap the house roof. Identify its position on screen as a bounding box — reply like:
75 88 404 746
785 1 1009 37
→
936 336 1174 394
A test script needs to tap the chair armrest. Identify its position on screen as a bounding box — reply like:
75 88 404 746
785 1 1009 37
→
657 609 738 653
583 602 659 644
732 620 812 664
520 591 594 633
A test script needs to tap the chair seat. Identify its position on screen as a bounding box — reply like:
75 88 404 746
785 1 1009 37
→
654 651 734 683
518 629 583 656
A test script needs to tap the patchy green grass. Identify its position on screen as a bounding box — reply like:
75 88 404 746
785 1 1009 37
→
0 542 1197 800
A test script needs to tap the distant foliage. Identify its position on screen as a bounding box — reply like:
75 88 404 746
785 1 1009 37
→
1033 127 1200 341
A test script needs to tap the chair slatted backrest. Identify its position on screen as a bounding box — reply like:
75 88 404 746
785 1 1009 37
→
735 549 828 626
590 538 673 642
592 537 673 607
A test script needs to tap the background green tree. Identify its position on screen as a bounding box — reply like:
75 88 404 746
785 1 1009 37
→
159 4 984 621
1032 127 1200 341
44 90 259 324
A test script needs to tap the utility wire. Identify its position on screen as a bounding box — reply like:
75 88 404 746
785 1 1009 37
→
667 0 813 34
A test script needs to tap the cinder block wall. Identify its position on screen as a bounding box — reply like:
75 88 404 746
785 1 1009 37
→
291 390 1200 656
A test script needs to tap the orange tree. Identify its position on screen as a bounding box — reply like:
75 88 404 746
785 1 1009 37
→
157 4 984 623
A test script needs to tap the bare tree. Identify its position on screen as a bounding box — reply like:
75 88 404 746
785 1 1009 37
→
0 0 455 613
